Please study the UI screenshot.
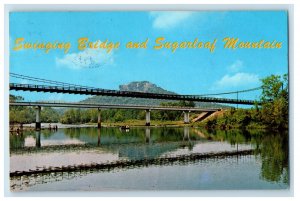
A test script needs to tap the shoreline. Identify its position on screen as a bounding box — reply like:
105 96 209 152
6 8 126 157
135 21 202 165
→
10 122 273 131
11 122 194 130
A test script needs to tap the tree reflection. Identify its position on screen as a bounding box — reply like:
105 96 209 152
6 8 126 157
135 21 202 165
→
9 133 25 149
199 128 289 185
259 131 289 184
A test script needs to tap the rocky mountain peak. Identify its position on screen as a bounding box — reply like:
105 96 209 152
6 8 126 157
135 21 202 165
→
119 81 175 94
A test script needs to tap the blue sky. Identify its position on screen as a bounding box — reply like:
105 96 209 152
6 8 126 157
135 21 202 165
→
9 11 288 102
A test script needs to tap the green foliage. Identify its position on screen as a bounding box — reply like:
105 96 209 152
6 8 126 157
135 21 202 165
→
60 109 82 124
260 74 288 129
156 100 195 121
202 108 261 129
40 107 60 123
9 95 60 124
10 95 24 102
59 100 196 124
10 95 35 123
202 74 288 130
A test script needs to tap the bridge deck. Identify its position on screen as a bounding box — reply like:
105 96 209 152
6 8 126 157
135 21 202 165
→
9 83 260 105
10 101 221 112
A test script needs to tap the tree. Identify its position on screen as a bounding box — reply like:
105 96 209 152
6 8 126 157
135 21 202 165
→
41 107 60 123
260 74 288 129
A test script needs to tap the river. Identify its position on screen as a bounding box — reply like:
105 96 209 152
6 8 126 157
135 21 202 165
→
9 127 289 191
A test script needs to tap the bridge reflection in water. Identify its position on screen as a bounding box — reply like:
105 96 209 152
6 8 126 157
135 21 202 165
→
11 127 207 161
10 151 254 191
10 127 251 172
9 127 289 191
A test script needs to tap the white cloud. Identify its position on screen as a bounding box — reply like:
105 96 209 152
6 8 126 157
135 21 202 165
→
149 12 195 30
211 60 260 91
56 48 114 70
227 60 243 73
215 72 259 89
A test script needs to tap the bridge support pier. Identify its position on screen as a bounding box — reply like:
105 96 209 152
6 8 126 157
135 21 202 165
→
97 108 101 128
145 109 151 126
183 111 190 124
35 106 41 130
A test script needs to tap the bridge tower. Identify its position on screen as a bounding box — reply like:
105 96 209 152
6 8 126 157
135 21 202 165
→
35 106 41 130
145 109 151 126
183 111 190 124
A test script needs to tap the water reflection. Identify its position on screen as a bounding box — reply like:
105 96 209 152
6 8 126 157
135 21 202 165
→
35 131 41 148
97 128 101 146
9 127 289 190
260 132 289 184
11 127 209 150
199 128 289 184
145 127 150 144
183 126 189 141
11 153 256 191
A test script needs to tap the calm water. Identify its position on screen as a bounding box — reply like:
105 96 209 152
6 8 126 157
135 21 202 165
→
9 127 289 191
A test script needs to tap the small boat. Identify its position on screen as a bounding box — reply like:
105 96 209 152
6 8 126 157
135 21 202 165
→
119 125 130 131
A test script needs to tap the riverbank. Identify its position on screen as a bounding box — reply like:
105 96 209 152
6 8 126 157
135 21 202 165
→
12 120 190 130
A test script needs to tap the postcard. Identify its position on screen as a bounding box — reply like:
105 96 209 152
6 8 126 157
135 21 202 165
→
8 9 290 193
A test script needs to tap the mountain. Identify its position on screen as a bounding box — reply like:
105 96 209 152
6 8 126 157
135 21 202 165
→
81 81 227 108
119 81 175 94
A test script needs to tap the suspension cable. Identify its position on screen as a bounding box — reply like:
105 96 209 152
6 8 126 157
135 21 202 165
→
10 73 98 90
197 87 261 96
10 72 261 96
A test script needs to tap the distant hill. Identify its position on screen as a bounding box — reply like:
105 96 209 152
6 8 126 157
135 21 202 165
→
119 81 175 94
81 81 228 108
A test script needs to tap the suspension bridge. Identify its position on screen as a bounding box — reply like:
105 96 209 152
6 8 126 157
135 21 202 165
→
9 73 262 129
